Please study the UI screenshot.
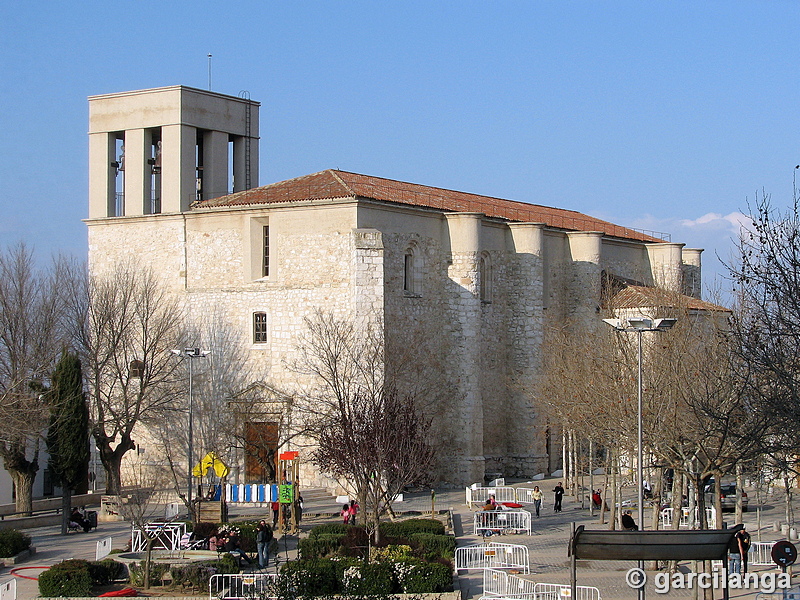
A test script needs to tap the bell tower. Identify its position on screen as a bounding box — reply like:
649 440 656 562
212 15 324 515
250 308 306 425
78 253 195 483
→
88 86 259 218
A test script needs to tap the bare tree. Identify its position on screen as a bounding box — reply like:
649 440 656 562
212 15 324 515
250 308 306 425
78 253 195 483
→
0 244 70 512
69 262 185 494
294 310 435 540
726 191 800 524
118 457 172 589
151 311 297 517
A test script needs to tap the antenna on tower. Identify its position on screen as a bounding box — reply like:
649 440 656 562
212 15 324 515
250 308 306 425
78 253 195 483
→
207 53 212 90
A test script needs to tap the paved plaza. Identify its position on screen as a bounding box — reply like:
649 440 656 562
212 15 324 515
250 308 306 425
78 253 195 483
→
0 477 796 599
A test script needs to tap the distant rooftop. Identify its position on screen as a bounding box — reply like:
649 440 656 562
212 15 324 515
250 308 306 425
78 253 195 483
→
195 169 667 243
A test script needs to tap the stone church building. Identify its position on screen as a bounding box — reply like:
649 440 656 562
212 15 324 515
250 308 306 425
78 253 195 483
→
86 85 705 488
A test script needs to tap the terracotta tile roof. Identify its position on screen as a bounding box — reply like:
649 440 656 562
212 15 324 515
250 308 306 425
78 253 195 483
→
613 285 730 312
195 169 662 242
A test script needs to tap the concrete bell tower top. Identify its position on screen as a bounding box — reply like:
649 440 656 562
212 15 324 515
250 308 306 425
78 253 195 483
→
88 85 260 219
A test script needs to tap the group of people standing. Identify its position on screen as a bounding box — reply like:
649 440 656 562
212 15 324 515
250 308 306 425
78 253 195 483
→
531 482 566 516
340 499 359 524
482 482 566 517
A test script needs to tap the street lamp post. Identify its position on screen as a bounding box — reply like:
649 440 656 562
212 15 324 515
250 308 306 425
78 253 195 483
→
171 347 211 520
603 317 676 600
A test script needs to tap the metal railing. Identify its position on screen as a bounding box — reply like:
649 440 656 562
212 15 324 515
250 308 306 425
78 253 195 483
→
467 486 518 507
515 488 543 505
534 582 601 600
0 578 15 600
474 511 532 536
131 522 186 553
455 542 530 573
750 541 775 566
659 506 716 528
483 568 536 599
209 573 278 600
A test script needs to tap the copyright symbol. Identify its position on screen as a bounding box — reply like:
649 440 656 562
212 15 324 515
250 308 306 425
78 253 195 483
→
626 567 646 589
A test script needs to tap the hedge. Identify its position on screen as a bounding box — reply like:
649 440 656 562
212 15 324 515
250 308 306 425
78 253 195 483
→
308 523 350 539
280 556 453 595
379 518 445 537
408 532 456 560
38 559 101 597
281 559 339 595
298 533 346 559
397 559 454 593
0 529 31 558
342 562 395 595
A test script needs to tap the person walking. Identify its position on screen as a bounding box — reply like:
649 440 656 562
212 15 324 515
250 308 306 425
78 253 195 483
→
531 486 543 517
256 520 273 569
728 526 751 574
271 500 280 529
553 482 564 512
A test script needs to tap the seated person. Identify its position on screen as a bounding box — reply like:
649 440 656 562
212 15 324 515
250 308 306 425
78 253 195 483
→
70 507 91 533
621 511 638 531
224 532 250 564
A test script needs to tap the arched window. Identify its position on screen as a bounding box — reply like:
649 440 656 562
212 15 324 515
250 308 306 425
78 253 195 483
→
479 254 492 303
403 243 421 296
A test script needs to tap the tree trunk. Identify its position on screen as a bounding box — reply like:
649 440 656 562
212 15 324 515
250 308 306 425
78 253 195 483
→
609 449 617 530
694 473 707 529
61 488 72 535
2 444 40 514
144 537 154 589
10 471 35 515
735 463 744 525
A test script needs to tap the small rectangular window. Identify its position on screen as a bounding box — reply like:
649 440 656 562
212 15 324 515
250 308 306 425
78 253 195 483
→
262 226 270 277
253 312 268 343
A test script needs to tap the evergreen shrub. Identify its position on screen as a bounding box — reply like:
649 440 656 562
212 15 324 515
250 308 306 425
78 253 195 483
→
38 560 92 597
0 529 31 558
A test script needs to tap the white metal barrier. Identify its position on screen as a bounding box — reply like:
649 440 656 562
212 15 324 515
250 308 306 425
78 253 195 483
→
475 511 532 536
0 579 15 600
750 541 775 566
515 488 543 505
467 486 518 507
658 507 716 528
534 582 601 600
96 536 112 561
484 568 536 599
165 501 181 520
209 573 278 600
132 522 186 553
455 542 530 573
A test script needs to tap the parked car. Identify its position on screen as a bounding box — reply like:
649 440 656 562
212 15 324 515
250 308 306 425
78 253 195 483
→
704 480 748 512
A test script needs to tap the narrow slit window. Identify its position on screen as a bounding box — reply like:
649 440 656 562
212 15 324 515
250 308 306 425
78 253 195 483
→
253 312 268 343
262 225 270 277
404 252 414 294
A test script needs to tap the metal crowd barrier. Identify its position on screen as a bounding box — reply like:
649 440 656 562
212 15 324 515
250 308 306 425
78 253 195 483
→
534 582 601 600
466 486 518 507
132 522 186 553
209 573 278 600
455 542 530 573
483 568 536 599
659 506 716 528
515 488 542 505
749 541 775 566
474 511 532 536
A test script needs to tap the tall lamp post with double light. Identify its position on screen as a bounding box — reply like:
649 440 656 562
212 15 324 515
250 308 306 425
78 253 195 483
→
171 347 211 520
603 317 676 600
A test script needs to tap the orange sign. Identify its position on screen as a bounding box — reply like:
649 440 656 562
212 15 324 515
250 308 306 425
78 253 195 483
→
279 451 299 460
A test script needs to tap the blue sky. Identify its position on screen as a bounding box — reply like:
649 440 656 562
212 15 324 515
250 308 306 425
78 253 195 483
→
1 1 798 297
